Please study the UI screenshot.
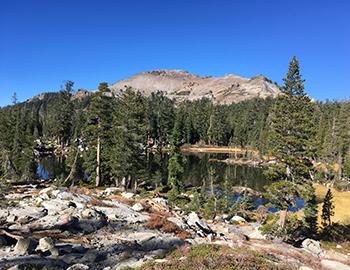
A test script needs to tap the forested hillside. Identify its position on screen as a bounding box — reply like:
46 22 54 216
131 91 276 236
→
0 80 349 186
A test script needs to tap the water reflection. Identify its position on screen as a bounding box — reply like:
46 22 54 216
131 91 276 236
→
36 152 303 211
181 153 268 191
36 153 268 190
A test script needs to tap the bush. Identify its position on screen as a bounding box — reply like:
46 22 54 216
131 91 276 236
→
320 222 350 242
229 195 255 221
146 214 190 240
260 213 303 243
333 179 350 192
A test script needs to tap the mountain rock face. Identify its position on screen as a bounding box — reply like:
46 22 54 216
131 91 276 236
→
110 70 280 104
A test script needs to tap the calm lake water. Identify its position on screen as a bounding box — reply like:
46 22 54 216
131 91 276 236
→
36 152 303 211
36 152 268 190
181 153 269 191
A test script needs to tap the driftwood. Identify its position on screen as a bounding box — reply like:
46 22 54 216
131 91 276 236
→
0 255 68 268
0 229 22 240
64 149 80 184
0 228 71 241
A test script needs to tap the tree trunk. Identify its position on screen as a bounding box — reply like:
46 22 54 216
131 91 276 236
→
127 175 132 189
95 135 101 187
278 209 288 228
121 176 126 191
133 179 138 192
115 177 119 187
64 149 79 185
338 152 343 180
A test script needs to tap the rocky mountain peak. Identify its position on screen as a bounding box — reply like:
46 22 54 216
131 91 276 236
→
110 69 280 104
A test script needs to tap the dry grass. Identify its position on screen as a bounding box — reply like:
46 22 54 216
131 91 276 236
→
181 145 259 155
108 194 135 206
88 197 110 207
146 214 190 240
315 184 350 225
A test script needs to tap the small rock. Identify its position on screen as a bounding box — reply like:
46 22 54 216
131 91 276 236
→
56 191 73 200
337 244 342 249
94 203 148 224
154 258 169 263
39 187 54 196
299 266 314 270
41 199 69 215
167 216 189 230
121 192 135 199
14 238 36 255
230 215 247 224
66 264 89 270
81 208 100 219
248 227 266 240
187 212 214 236
50 247 60 257
302 238 323 257
321 259 350 270
58 209 76 226
36 237 55 252
0 209 9 221
153 197 168 207
102 187 120 196
7 266 21 270
132 202 144 212
115 258 144 270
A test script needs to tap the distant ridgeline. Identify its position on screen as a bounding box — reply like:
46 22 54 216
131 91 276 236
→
0 83 349 185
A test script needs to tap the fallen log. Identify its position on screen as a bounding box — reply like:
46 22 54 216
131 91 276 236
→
0 255 68 268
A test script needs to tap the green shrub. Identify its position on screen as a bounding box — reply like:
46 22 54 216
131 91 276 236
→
260 213 303 242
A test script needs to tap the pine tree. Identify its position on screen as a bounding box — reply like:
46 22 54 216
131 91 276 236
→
321 189 335 228
267 56 316 183
303 186 318 237
83 83 115 186
110 88 149 190
266 56 317 230
334 103 350 180
167 112 185 202
148 91 175 150
207 106 229 145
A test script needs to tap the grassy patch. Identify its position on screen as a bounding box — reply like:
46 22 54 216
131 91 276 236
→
136 244 296 270
315 184 350 224
321 240 350 254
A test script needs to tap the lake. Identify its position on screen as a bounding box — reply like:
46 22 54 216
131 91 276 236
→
36 152 268 191
36 152 303 211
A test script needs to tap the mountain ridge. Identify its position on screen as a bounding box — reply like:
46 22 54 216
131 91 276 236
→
110 69 280 104
24 70 280 105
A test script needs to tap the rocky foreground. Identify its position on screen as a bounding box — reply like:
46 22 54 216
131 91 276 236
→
0 183 349 270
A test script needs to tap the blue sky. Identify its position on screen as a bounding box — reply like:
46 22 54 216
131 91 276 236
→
1 0 349 106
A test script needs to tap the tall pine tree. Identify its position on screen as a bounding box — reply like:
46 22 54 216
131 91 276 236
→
266 56 317 234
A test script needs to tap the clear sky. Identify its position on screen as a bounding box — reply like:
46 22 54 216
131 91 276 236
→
1 0 349 106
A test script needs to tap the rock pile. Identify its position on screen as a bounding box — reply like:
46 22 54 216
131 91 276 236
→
0 183 349 270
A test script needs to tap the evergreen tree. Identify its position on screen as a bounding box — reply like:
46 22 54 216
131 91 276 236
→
303 186 318 237
267 56 316 183
167 112 185 202
148 91 175 150
207 106 229 145
110 88 149 189
321 189 335 228
83 83 115 186
266 56 317 231
334 103 350 180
